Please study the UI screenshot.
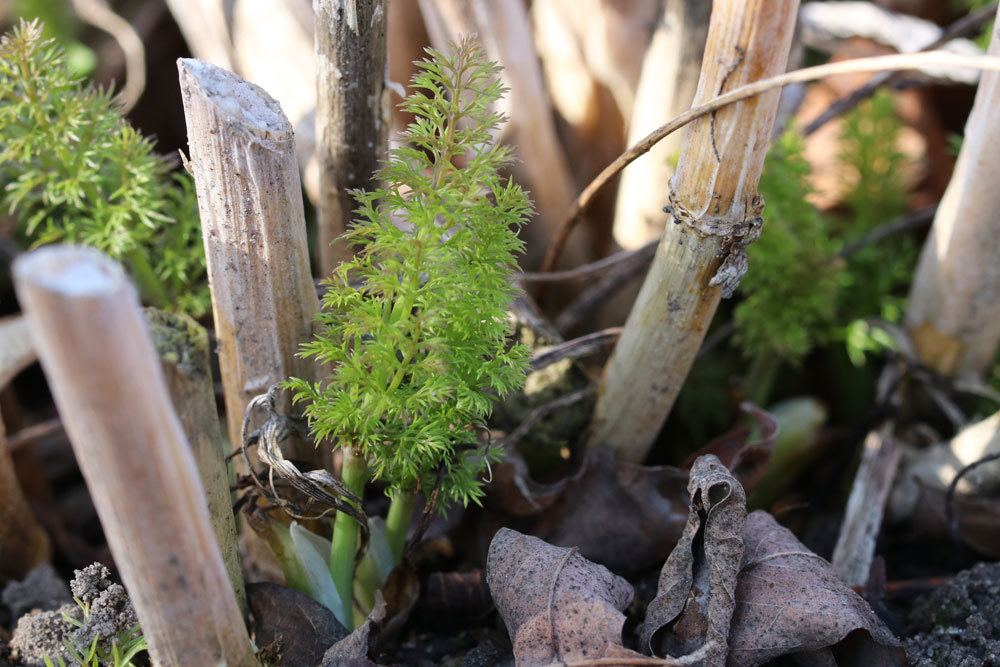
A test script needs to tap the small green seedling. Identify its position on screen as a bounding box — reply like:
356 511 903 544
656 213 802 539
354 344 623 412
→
0 19 209 316
284 37 531 628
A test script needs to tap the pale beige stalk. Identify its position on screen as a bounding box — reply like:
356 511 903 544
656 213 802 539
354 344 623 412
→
0 316 49 579
0 416 50 579
906 9 1000 378
178 59 320 467
418 0 587 267
0 316 35 389
588 0 799 462
163 0 320 199
613 0 711 250
145 309 246 616
13 246 257 667
315 0 388 272
831 427 899 587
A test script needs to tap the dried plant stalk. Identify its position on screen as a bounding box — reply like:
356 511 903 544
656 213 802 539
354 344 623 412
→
0 315 49 579
0 316 36 389
145 309 246 616
418 0 586 267
0 416 50 579
588 0 799 462
906 7 1000 378
12 246 258 667
163 0 320 199
178 59 320 466
613 0 711 250
831 427 899 588
315 0 388 272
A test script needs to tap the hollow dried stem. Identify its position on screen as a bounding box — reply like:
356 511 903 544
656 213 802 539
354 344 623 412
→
612 0 711 250
13 246 257 666
314 0 388 272
906 5 1000 378
145 308 246 616
587 0 799 462
178 58 320 467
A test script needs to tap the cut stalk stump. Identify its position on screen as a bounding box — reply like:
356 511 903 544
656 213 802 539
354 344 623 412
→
178 58 321 470
145 308 247 617
588 0 800 463
906 3 1000 379
0 315 49 579
314 0 388 273
13 246 258 667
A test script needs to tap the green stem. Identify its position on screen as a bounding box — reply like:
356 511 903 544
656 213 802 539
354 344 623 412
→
126 248 170 309
744 352 781 407
385 490 416 564
329 447 368 631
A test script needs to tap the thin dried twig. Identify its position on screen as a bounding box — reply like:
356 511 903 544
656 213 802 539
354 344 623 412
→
554 244 657 333
240 385 370 551
519 240 657 284
540 50 1000 274
530 328 622 372
945 450 1000 544
69 0 146 110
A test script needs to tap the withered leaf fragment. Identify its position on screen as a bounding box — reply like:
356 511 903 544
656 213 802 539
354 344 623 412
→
639 455 747 666
530 446 690 574
247 582 347 666
321 592 386 667
486 528 641 666
728 511 904 666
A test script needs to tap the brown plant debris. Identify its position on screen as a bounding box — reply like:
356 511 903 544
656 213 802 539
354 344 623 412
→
728 511 904 666
681 403 778 493
248 582 347 666
534 447 691 576
639 455 747 665
485 527 640 666
321 592 387 667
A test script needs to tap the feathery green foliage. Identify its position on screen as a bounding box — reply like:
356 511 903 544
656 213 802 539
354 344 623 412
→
287 38 531 508
736 131 844 363
0 20 209 316
837 90 913 326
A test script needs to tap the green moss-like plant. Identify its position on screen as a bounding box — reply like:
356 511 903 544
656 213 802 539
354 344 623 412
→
736 130 844 401
285 38 531 628
0 20 209 316
837 89 913 326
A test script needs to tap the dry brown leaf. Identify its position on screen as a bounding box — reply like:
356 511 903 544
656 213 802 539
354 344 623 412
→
911 479 1000 558
639 455 747 665
486 527 641 666
534 447 690 575
682 403 778 493
321 592 386 667
247 582 347 666
728 511 904 667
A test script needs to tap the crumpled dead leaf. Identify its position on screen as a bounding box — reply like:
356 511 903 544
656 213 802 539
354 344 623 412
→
911 479 1000 558
728 511 904 666
639 455 747 665
534 447 690 574
321 592 386 667
248 582 347 666
486 406 774 576
486 527 641 666
890 411 1000 557
682 403 778 493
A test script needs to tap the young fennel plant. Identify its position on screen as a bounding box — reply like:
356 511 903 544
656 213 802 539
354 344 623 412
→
285 37 531 628
0 20 209 316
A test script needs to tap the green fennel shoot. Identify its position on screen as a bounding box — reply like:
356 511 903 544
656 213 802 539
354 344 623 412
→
0 19 209 316
284 37 531 628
